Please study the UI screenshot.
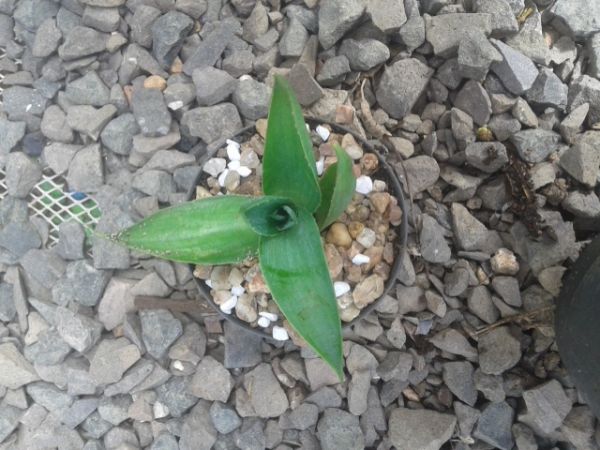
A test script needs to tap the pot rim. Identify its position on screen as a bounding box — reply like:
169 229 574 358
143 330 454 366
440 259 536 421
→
186 117 409 340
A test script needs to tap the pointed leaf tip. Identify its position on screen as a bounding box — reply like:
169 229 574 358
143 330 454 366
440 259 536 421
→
315 144 356 230
259 207 343 377
263 75 321 213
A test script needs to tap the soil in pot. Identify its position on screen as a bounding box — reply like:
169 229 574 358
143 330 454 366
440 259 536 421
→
191 121 403 343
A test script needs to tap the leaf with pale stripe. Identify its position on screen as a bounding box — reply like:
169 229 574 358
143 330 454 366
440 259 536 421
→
114 196 263 265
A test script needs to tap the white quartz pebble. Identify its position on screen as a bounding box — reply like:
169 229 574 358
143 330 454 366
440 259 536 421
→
334 281 351 297
226 140 241 160
231 286 245 296
258 311 278 321
228 159 241 170
316 125 330 141
237 166 252 177
217 169 230 187
316 157 325 176
205 280 213 288
355 175 373 194
257 317 271 328
272 326 289 341
219 295 238 313
352 253 371 265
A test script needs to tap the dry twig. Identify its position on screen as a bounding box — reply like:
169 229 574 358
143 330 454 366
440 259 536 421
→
472 305 556 337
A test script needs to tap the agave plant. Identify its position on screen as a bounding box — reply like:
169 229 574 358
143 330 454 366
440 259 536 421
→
112 76 356 378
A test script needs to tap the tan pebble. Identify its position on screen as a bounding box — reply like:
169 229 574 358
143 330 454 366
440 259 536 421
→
228 267 244 286
193 264 212 279
341 133 363 160
383 243 394 264
476 266 490 285
213 290 232 305
364 246 383 271
170 57 183 74
370 192 391 214
329 133 342 145
123 85 134 104
356 227 376 248
335 104 355 124
255 118 268 138
373 179 387 192
143 75 167 91
339 304 360 322
248 134 264 155
210 266 231 290
361 153 379 174
224 170 240 192
113 325 124 338
376 222 389 236
352 274 384 308
490 248 519 275
236 176 262 196
346 265 363 284
348 241 363 259
337 293 354 309
240 149 260 168
324 244 344 278
373 262 390 280
266 300 280 316
403 388 420 402
196 186 212 199
389 205 403 226
352 164 361 178
256 293 269 308
348 221 365 239
324 155 338 168
235 294 257 323
319 142 335 157
350 205 370 222
248 272 270 293
326 222 353 248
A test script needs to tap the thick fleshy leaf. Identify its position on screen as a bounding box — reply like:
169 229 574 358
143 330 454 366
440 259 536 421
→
241 196 298 236
113 196 262 264
259 208 343 379
263 75 321 212
314 144 356 230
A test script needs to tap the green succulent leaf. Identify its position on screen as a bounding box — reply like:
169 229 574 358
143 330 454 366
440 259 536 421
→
259 207 343 380
263 75 321 213
314 144 356 230
242 196 298 236
112 195 263 265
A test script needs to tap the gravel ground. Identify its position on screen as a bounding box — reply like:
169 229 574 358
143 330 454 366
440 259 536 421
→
1 0 600 449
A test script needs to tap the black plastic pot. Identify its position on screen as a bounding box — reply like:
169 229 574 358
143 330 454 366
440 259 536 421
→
556 234 600 418
186 118 408 339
